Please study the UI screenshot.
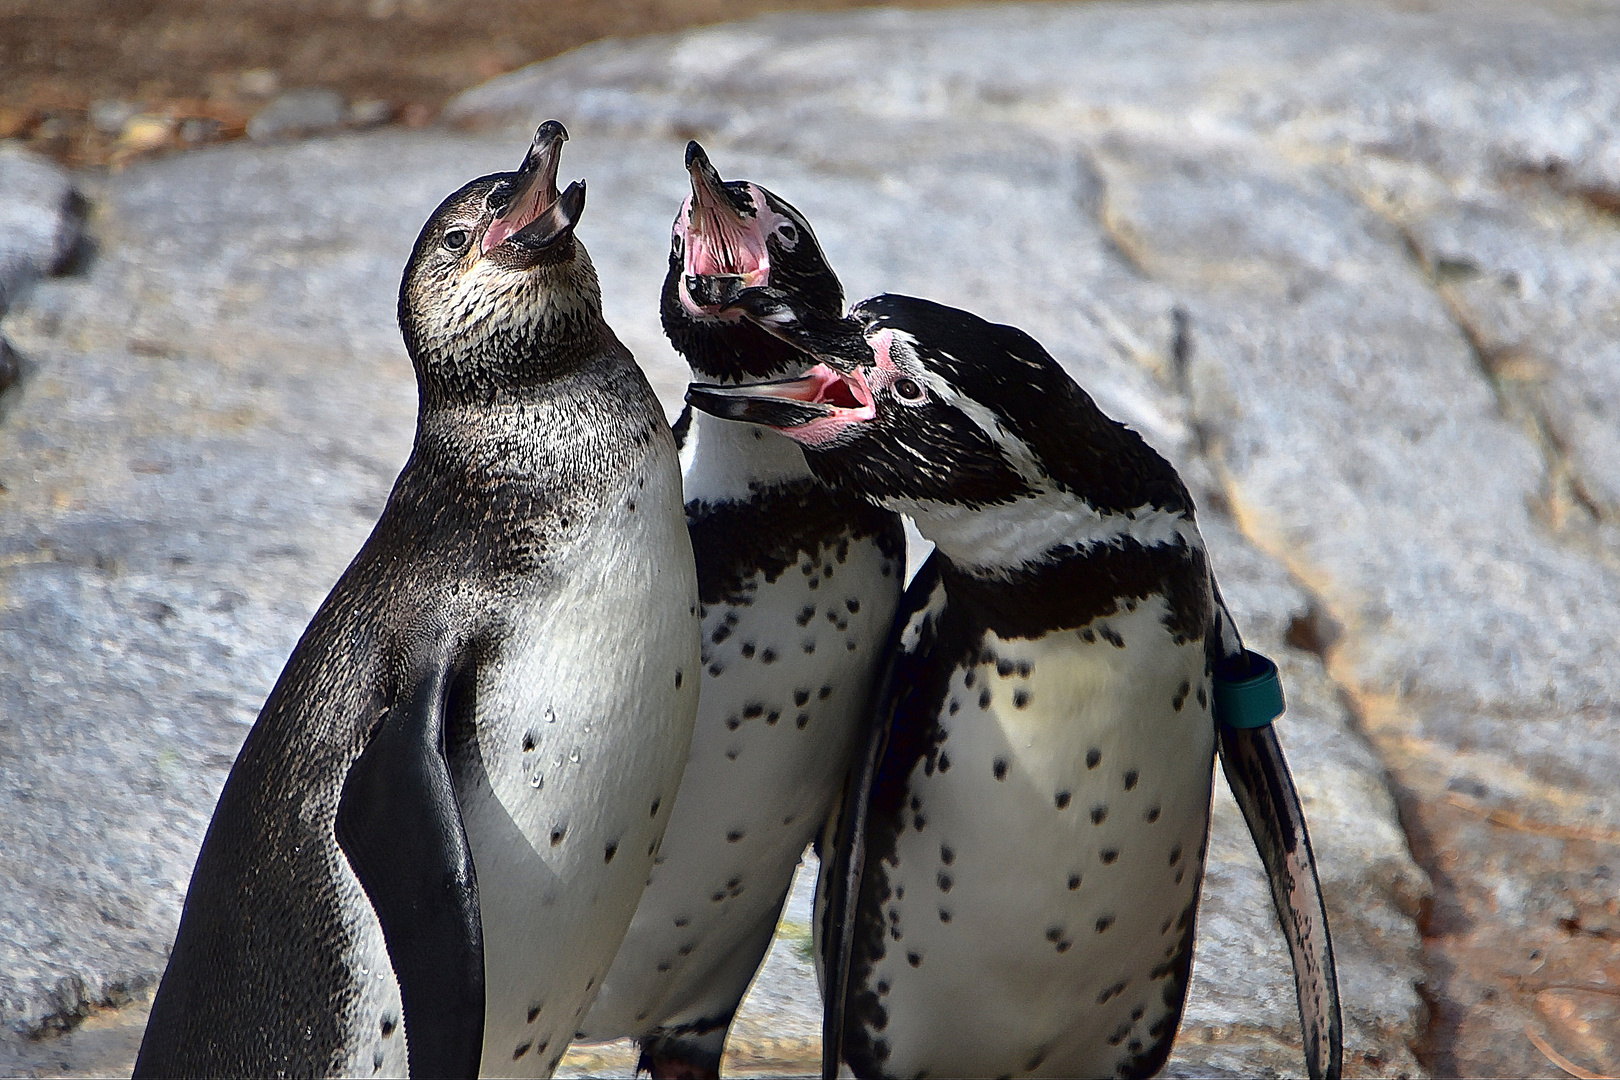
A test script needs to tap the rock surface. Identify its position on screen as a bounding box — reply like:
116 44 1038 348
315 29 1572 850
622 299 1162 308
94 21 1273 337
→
3 1 1618 1076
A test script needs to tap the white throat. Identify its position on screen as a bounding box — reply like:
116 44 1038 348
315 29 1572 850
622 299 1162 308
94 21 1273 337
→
679 408 817 505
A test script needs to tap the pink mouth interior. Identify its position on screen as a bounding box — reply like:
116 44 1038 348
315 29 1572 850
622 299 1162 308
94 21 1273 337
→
482 184 555 254
776 365 873 412
686 198 769 279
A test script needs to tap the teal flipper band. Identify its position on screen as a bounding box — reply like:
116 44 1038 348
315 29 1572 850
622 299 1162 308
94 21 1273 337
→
1212 649 1285 730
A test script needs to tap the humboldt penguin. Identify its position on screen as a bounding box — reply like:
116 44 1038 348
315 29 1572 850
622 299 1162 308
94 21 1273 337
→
134 122 701 1080
577 144 904 1078
687 289 1341 1079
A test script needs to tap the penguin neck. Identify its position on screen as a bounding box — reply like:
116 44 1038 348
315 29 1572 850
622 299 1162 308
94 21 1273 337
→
679 406 815 506
414 340 660 490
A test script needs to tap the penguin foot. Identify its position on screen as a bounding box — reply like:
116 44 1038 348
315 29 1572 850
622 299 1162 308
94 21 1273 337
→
635 1017 730 1080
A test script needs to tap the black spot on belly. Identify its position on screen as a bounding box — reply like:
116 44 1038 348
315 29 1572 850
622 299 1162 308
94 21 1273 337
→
1146 805 1160 823
797 605 816 626
650 798 661 817
1124 769 1139 790
744 703 764 719
1172 681 1189 711
604 842 618 863
1086 748 1101 769
526 1006 541 1024
964 670 976 688
948 699 960 715
1091 805 1107 825
762 648 777 663
827 610 839 624
997 658 1015 677
1169 843 1182 866
794 688 810 706
656 961 671 973
1013 689 1030 708
1080 628 1096 643
766 709 781 725
938 908 952 923
711 624 731 644
1055 791 1071 809
795 713 810 729
978 688 992 709
937 872 953 892
1045 925 1063 942
938 751 952 772
678 943 694 956
1101 625 1125 648
741 642 755 658
1131 1005 1145 1021
819 685 833 700
725 716 741 731
1175 868 1185 884
803 641 816 654
727 830 744 843
993 758 1007 780
912 814 926 831
675 669 683 689
380 1017 396 1037
708 662 724 677
550 826 566 846
1196 686 1207 708
725 748 740 759
1067 874 1081 890
907 952 921 967
940 844 954 865
877 980 889 995
1018 661 1031 677
522 732 535 752
847 598 861 613
1055 940 1071 953
1100 848 1118 864
674 916 689 927
513 1041 532 1060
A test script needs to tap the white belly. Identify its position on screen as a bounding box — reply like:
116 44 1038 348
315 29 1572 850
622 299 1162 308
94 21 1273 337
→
863 599 1215 1078
455 447 701 1078
582 524 902 1039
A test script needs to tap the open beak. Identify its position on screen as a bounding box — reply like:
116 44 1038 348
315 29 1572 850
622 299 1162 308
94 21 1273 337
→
681 141 770 310
686 363 875 443
482 120 585 256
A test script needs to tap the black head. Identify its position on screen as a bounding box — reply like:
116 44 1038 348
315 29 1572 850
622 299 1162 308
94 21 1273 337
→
399 121 597 406
660 141 843 381
688 292 1193 567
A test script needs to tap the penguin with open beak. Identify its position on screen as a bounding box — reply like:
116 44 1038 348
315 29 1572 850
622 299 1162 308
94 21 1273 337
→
578 144 904 1079
687 288 1341 1080
135 122 702 1080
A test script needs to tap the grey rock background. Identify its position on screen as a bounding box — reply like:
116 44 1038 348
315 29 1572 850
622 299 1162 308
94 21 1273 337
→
3 1 1618 1075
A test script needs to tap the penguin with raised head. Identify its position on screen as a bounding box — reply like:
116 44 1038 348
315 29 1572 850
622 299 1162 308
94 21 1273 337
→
134 122 701 1080
687 289 1341 1080
577 145 904 1079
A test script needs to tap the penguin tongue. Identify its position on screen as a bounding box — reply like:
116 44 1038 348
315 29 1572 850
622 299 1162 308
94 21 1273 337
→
482 120 569 254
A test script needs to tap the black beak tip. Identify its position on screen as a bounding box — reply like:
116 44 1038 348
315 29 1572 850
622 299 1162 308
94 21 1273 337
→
685 140 708 171
559 179 587 223
536 119 569 147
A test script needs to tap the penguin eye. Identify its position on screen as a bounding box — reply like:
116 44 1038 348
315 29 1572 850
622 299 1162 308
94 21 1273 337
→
776 222 799 246
892 377 924 402
441 227 471 254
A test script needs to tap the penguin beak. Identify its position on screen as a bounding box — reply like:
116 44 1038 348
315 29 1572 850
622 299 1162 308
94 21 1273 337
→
482 120 585 257
680 141 771 313
686 363 875 445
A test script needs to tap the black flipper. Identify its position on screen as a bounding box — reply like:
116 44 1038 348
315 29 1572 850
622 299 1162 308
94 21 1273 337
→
819 554 946 1080
1210 593 1343 1080
336 641 485 1079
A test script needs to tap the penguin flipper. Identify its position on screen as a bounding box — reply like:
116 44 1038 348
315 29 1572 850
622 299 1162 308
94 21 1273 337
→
1210 595 1342 1080
336 646 484 1079
819 554 946 1080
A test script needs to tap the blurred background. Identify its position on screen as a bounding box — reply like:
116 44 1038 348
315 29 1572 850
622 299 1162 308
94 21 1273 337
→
0 0 967 167
2 2 1619 1079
